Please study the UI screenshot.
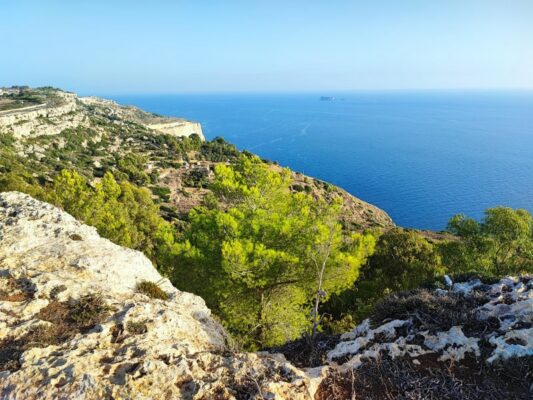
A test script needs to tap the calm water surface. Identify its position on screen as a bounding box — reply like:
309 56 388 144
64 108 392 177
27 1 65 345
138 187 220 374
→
107 91 533 230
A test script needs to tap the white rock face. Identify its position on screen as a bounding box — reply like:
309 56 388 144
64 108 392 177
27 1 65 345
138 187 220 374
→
0 192 314 399
0 92 84 139
148 121 205 140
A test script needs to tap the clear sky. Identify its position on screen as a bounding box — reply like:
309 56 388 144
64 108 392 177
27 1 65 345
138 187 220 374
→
1 0 532 94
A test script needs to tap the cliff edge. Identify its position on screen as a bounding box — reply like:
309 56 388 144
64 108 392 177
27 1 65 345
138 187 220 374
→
0 192 314 399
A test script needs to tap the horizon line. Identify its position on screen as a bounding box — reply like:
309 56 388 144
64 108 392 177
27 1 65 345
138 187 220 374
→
82 87 533 97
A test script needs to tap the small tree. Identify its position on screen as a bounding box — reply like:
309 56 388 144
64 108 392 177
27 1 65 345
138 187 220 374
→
173 155 375 348
305 198 375 343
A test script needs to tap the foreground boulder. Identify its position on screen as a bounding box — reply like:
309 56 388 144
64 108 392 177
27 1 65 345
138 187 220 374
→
0 192 314 399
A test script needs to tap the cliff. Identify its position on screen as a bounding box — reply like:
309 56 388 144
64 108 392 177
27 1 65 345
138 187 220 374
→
1 193 531 399
0 87 204 141
0 192 314 399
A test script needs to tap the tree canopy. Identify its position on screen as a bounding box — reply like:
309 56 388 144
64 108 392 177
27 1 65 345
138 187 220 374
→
441 207 533 276
170 155 375 348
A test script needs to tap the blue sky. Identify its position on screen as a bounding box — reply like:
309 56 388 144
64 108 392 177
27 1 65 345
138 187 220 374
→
1 0 532 94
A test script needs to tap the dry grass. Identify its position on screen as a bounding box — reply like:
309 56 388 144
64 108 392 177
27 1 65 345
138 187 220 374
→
316 355 533 400
0 294 110 372
371 288 489 333
267 333 340 368
136 280 168 300
0 276 36 302
126 321 148 335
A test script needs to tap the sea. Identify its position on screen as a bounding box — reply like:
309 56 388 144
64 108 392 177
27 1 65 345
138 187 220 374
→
107 91 533 231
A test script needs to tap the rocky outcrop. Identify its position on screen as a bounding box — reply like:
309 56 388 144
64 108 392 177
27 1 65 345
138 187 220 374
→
316 276 533 399
0 192 314 399
0 92 84 139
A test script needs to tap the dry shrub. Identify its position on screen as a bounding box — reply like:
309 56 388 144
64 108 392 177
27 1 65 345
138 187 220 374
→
0 276 36 302
1 294 110 372
267 333 340 368
371 289 489 332
316 355 533 400
136 280 168 300
126 321 148 335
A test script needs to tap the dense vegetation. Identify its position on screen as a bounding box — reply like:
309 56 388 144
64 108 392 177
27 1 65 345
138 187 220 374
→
3 144 532 348
165 155 375 348
323 209 533 331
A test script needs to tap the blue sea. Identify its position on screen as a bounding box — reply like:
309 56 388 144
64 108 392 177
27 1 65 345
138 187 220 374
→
108 91 533 231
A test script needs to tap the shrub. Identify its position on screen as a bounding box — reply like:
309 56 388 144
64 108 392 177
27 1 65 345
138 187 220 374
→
126 321 148 335
69 295 110 329
136 280 168 300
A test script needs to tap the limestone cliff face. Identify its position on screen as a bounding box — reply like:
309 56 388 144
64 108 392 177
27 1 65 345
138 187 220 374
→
0 192 315 400
79 96 205 141
0 92 84 139
0 89 204 141
147 121 204 139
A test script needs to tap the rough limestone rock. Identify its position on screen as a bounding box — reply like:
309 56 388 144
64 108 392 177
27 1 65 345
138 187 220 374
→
0 192 314 399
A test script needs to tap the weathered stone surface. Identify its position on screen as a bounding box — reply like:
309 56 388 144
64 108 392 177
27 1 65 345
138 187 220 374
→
0 192 313 399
